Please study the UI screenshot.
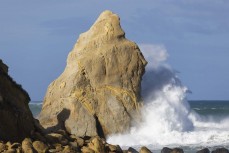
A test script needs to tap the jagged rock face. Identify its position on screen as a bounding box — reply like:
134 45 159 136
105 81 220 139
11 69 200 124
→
0 60 34 142
39 10 147 137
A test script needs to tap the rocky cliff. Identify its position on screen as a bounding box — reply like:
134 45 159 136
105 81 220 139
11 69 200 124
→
39 10 147 138
0 60 34 142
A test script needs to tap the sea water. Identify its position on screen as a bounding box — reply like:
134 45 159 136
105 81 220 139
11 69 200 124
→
29 100 229 152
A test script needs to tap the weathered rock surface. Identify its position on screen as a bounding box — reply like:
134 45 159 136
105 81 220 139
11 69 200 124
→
0 60 34 142
39 10 147 137
139 146 152 153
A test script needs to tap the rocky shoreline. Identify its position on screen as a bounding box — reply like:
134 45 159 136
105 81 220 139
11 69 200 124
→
0 128 228 153
1 10 229 153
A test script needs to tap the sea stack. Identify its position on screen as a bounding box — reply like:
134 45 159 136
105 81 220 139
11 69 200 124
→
39 10 147 138
0 60 34 142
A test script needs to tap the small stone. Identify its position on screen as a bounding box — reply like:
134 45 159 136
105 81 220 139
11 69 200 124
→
4 149 16 153
128 147 138 153
139 146 152 153
76 137 85 147
32 141 48 153
6 142 12 148
16 147 22 153
161 147 184 153
70 135 77 139
10 143 21 149
56 130 68 137
63 145 75 153
196 148 210 153
53 144 63 152
107 144 122 153
171 148 184 153
0 142 7 152
161 147 172 153
48 149 56 153
60 138 69 146
45 133 64 143
212 148 229 153
81 146 95 153
88 137 105 153
22 138 34 153
69 141 79 150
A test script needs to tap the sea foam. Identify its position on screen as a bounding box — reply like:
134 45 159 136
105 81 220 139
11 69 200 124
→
107 44 229 149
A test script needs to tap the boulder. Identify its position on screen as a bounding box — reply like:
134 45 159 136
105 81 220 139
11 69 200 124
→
139 146 152 153
0 60 34 142
196 148 210 153
212 148 229 153
107 144 123 153
161 147 172 153
128 147 138 153
88 136 106 153
39 10 147 137
22 138 34 153
0 142 7 152
161 147 183 153
32 141 48 153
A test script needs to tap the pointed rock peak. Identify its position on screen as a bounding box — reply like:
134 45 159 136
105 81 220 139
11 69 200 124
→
96 10 119 22
77 10 125 46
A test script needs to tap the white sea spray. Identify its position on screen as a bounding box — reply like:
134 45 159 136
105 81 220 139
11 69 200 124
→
107 44 229 149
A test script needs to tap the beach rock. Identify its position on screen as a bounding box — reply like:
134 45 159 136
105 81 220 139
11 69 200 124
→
128 147 138 153
212 148 229 153
139 146 152 153
107 144 122 153
45 133 64 143
21 138 34 153
5 149 16 153
161 147 183 153
32 141 48 153
161 147 172 153
52 144 63 152
0 142 7 152
39 10 147 137
171 148 184 153
88 137 106 153
0 60 35 142
75 137 84 147
81 146 95 153
10 143 21 149
69 141 79 150
197 148 210 153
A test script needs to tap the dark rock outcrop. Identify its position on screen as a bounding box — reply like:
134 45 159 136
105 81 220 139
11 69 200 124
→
161 147 184 153
197 148 210 153
39 10 147 137
212 148 229 153
0 60 35 142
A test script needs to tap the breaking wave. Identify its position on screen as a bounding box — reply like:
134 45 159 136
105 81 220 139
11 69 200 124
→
107 44 229 149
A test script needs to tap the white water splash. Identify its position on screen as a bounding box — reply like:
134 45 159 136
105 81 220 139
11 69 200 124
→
107 44 229 149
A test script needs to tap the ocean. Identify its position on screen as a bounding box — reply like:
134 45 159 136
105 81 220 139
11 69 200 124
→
29 100 229 152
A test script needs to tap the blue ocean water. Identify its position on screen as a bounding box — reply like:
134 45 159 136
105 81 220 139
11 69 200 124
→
29 102 42 118
29 100 229 118
189 100 229 116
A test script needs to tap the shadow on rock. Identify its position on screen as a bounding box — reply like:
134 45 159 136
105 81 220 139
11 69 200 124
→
45 108 70 133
